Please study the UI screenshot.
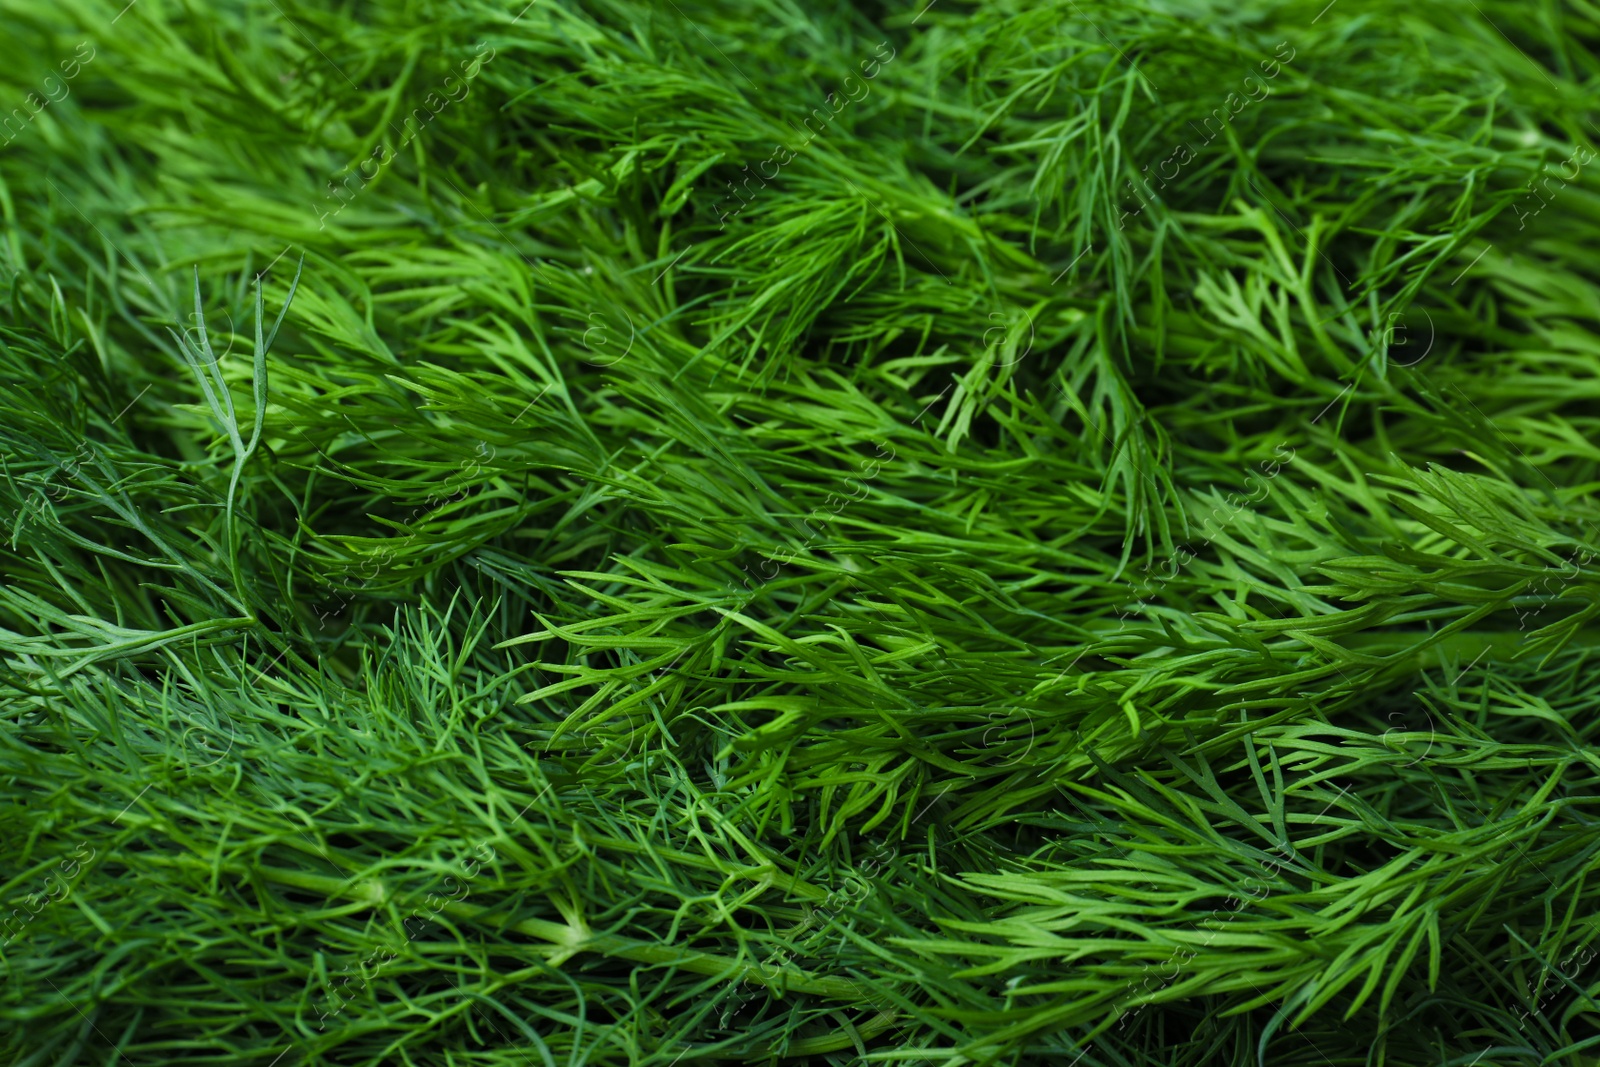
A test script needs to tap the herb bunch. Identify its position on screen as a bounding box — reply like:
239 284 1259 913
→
4 0 1600 1064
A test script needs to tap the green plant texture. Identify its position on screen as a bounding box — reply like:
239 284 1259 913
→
4 0 1600 1064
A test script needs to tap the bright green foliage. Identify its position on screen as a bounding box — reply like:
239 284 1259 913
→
3 0 1600 1064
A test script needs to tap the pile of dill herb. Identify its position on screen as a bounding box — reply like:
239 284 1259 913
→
4 0 1600 1063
